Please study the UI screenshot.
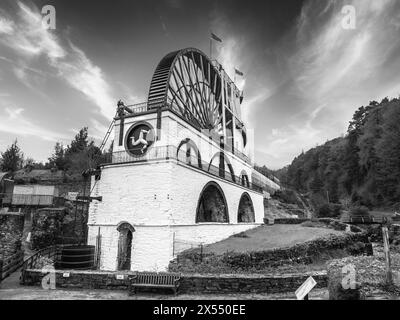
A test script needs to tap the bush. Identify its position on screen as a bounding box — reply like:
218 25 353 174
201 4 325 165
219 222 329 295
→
233 232 249 238
350 206 370 217
273 189 299 205
318 204 332 218
35 256 55 269
317 203 343 218
301 221 325 228
330 204 343 217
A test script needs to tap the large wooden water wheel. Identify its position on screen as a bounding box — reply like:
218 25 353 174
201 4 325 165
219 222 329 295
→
148 48 223 133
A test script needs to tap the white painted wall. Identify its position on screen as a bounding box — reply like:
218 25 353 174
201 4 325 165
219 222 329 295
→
88 160 263 272
87 108 269 272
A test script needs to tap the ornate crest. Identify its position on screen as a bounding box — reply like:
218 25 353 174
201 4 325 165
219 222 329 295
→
125 122 155 156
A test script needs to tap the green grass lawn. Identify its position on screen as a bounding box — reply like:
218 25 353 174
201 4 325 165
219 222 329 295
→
203 224 344 255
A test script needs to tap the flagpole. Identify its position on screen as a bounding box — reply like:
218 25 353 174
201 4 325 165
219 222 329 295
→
210 37 212 59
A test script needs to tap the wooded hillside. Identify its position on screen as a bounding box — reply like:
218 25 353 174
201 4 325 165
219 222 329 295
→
281 97 400 210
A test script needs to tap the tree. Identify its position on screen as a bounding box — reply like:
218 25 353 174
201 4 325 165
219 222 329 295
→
67 127 90 155
48 142 67 170
309 173 323 194
0 140 24 172
376 99 400 202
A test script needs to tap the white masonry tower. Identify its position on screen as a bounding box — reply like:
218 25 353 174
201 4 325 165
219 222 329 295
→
87 48 279 272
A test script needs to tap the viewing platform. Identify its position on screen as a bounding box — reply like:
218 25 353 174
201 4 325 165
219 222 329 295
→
116 100 252 166
101 145 263 194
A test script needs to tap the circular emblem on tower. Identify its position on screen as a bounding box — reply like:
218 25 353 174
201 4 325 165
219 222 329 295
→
125 122 155 156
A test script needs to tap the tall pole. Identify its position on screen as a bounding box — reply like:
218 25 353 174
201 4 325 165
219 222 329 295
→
382 226 393 285
210 37 212 59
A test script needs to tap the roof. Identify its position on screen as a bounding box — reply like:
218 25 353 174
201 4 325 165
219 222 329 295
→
13 169 74 183
0 172 11 182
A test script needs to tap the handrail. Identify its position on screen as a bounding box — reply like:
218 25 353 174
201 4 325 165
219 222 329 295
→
117 99 166 117
102 146 264 193
114 100 253 166
20 244 82 284
0 250 24 281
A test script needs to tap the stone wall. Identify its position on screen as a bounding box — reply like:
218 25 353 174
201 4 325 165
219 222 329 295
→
21 269 327 294
0 213 25 259
22 269 134 289
177 272 327 294
271 218 310 225
327 253 400 300
31 208 65 250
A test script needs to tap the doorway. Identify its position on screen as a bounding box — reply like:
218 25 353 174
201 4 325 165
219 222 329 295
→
117 222 134 271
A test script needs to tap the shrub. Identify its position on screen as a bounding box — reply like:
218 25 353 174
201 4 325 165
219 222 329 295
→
330 204 343 217
35 256 55 269
318 204 332 218
350 206 370 217
233 232 249 238
317 203 343 218
273 189 299 205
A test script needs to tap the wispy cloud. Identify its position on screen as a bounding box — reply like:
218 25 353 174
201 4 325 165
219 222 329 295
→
0 16 14 34
255 0 400 168
0 107 69 142
0 1 116 120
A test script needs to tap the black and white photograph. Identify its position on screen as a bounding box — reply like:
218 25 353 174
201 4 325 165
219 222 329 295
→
1 0 400 309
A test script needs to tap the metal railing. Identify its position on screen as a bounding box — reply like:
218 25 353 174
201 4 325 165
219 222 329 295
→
0 250 24 281
20 244 95 284
233 147 251 164
103 146 263 193
117 100 253 166
20 245 59 284
121 99 166 116
342 215 389 225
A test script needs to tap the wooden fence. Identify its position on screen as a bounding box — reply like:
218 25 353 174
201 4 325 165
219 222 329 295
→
0 250 24 281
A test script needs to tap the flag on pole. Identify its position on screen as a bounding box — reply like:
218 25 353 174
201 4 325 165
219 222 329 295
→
235 68 244 77
211 32 223 43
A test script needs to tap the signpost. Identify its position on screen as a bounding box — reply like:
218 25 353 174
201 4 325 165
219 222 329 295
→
295 276 317 300
66 192 79 201
382 226 393 285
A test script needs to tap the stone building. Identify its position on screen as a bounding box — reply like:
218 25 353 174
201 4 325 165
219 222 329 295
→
87 48 279 272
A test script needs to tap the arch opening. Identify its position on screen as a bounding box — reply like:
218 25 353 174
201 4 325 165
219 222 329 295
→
117 222 134 271
177 138 202 169
208 152 236 182
240 170 250 188
196 182 229 223
238 193 255 223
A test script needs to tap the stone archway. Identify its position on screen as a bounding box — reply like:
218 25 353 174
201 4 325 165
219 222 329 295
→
196 182 229 223
117 222 135 271
238 193 255 223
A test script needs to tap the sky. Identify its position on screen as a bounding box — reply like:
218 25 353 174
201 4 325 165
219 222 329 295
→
0 0 400 169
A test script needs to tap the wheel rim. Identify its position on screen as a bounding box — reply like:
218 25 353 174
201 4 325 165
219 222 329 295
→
148 48 223 133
